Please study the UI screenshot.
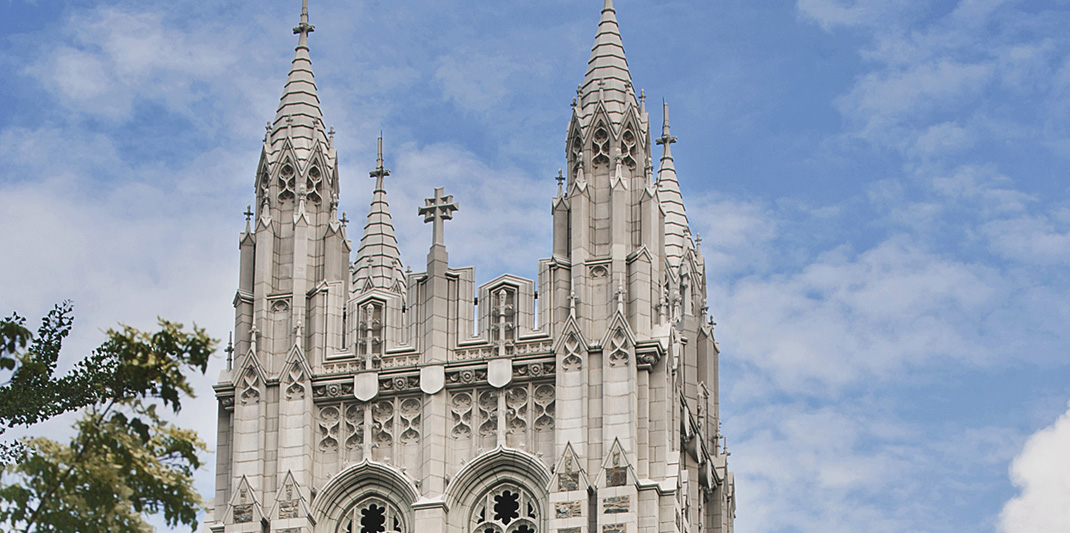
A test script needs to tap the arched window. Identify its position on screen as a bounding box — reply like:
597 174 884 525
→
338 497 406 533
469 483 540 533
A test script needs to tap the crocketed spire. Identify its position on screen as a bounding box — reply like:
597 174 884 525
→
657 102 692 268
266 0 329 164
354 136 405 293
576 0 638 129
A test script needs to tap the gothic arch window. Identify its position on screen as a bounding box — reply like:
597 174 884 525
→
279 162 296 201
620 127 638 170
307 165 323 203
469 483 540 533
338 497 406 533
591 125 610 168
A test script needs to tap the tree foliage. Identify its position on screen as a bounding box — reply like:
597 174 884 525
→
0 303 215 532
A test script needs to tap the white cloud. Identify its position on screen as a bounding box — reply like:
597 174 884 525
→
722 235 1002 395
796 0 910 31
1000 403 1070 533
25 7 242 121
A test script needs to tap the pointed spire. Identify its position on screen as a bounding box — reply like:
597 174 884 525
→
657 102 691 268
355 136 404 292
577 0 636 128
267 0 328 163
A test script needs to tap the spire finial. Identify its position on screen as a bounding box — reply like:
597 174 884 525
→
656 100 677 156
604 0 615 13
555 169 566 196
293 0 314 43
370 134 391 191
225 332 234 371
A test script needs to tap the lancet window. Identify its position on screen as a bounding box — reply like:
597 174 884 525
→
338 497 406 533
469 483 540 533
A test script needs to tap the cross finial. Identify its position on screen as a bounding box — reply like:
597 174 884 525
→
293 0 315 37
616 276 626 313
597 77 606 102
370 134 391 188
555 169 566 195
243 205 254 221
328 125 335 143
419 187 459 247
340 211 349 226
656 100 677 148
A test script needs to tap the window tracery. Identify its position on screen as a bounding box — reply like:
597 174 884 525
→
620 128 637 170
591 126 610 168
279 163 296 201
470 483 540 533
338 497 405 533
307 165 323 203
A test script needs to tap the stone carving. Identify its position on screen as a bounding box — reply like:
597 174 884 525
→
344 403 364 454
317 405 340 452
505 386 528 436
379 374 418 392
398 397 421 445
603 524 627 533
312 381 354 400
450 392 473 440
607 329 629 367
478 389 498 438
283 364 305 400
239 367 260 404
372 400 394 450
533 383 555 432
562 333 583 371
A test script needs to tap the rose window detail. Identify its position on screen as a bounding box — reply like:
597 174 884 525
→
470 483 539 533
339 497 405 533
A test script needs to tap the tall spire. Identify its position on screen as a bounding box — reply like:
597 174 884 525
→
355 136 404 293
657 102 691 268
576 0 637 128
267 0 328 163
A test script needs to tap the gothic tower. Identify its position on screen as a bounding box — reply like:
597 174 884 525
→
209 2 735 532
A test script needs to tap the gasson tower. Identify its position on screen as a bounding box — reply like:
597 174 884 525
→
210 2 735 532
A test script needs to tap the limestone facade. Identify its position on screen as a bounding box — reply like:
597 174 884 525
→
209 1 735 532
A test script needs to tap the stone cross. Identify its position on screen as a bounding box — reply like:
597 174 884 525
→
419 187 459 247
243 205 254 222
555 169 566 195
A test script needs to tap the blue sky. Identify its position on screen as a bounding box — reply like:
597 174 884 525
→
2 0 1069 531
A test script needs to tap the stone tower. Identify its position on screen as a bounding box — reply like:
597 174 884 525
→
209 1 735 532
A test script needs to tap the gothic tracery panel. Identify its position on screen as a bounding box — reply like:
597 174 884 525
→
469 483 540 533
338 497 405 533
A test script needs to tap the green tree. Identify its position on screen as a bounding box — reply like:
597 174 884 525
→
0 303 215 532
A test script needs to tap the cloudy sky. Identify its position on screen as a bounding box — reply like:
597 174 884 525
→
2 0 1069 531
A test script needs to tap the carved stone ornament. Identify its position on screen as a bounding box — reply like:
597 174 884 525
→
420 364 445 395
354 371 379 402
488 358 513 389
